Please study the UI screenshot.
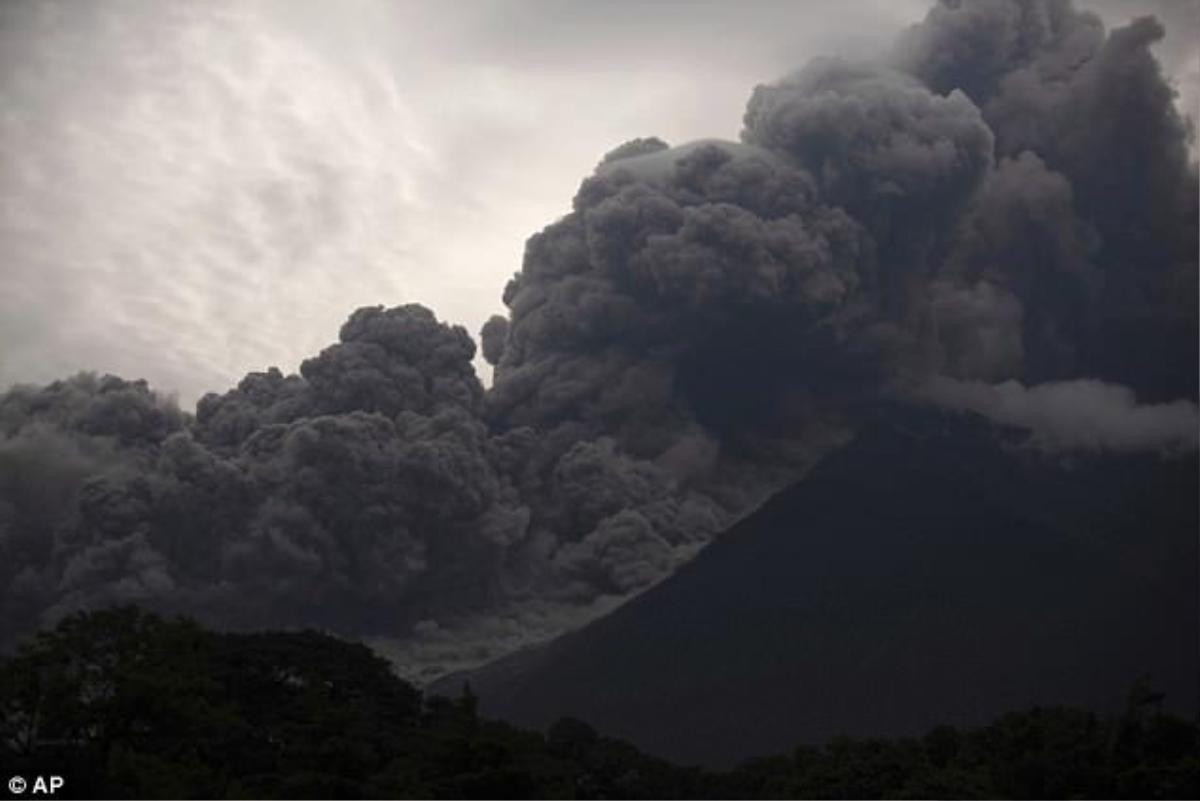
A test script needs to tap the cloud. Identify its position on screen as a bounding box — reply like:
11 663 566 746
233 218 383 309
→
0 0 937 407
479 315 509 366
921 377 1199 454
0 1 430 404
1077 0 1200 131
2 0 1193 408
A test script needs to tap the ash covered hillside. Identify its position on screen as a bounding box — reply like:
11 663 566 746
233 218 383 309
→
1 0 1196 679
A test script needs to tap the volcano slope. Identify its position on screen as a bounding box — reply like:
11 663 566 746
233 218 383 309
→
437 406 1199 767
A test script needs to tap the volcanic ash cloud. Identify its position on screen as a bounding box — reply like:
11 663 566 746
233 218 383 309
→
1 0 1196 680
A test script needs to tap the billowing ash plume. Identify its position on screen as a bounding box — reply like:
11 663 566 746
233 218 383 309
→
1 0 1195 679
894 0 1198 399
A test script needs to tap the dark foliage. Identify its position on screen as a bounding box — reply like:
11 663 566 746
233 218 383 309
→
2 609 1196 799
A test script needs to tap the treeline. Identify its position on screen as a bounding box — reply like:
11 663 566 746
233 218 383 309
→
1 608 1196 799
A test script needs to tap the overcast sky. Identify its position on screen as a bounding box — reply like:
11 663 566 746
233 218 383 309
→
2 0 1196 407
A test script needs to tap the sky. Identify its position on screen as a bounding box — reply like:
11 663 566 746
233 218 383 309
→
1 0 1197 408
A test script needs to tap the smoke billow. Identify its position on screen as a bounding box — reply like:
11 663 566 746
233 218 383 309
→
921 377 1198 453
1 0 1195 679
894 0 1198 399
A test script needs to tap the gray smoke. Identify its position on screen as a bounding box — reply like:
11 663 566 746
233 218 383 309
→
1 0 1195 680
921 377 1199 453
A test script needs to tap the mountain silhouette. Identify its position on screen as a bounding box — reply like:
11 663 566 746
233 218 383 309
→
436 406 1199 767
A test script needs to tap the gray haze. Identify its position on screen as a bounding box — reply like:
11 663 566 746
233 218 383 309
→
922 376 1198 452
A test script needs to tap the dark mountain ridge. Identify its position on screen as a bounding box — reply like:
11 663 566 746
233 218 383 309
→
436 407 1199 767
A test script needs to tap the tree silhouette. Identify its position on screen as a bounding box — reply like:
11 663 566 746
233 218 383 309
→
2 608 1197 799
